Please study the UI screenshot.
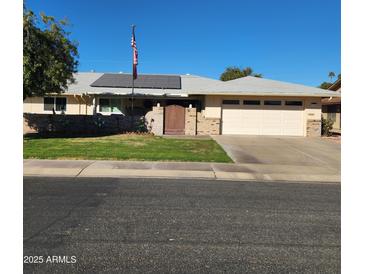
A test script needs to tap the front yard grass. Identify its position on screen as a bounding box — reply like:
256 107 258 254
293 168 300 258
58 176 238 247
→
23 134 233 163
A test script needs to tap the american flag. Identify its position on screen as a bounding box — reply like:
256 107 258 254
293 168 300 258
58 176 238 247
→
131 26 138 80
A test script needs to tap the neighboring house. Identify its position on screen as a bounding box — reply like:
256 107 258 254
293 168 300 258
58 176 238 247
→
23 72 340 137
321 79 341 133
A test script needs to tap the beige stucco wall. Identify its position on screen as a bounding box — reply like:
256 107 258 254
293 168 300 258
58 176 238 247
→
303 97 321 120
204 96 222 118
203 95 322 137
323 111 341 130
303 97 322 136
23 95 94 115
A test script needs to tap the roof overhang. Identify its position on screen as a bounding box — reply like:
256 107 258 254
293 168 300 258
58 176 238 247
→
187 92 341 97
85 91 189 97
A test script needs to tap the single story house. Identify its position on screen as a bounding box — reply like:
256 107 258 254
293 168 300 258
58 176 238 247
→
321 79 341 134
23 72 340 136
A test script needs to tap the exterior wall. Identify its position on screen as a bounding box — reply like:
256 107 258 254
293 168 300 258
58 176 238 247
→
333 113 341 130
204 96 222 118
23 118 37 134
304 98 321 137
306 120 321 137
23 95 94 115
203 95 322 137
145 106 164 136
185 107 197 135
322 104 341 131
196 112 220 135
24 94 324 137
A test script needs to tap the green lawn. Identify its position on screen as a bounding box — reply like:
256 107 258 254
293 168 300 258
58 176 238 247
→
23 134 233 163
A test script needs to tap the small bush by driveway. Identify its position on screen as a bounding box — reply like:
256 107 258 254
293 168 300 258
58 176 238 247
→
23 134 232 163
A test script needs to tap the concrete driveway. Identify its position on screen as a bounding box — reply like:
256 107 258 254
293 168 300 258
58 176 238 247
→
213 136 340 172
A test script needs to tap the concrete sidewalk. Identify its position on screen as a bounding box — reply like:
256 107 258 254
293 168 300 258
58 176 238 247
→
23 159 340 183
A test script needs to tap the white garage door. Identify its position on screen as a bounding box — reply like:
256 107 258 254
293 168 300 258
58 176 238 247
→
222 100 304 136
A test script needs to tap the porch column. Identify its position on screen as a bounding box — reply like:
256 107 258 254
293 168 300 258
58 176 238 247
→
185 107 197 135
150 105 164 136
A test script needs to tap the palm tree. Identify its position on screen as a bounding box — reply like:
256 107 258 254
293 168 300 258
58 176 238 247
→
328 72 336 82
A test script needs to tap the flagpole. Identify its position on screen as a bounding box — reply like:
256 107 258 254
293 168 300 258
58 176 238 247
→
131 25 135 130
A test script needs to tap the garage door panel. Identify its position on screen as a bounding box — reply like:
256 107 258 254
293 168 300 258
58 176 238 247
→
281 109 303 136
222 103 304 136
241 109 262 135
261 110 281 135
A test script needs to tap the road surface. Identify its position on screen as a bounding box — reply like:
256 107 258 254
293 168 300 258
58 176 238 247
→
24 177 340 273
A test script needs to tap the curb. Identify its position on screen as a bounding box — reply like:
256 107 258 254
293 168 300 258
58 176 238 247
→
24 168 340 184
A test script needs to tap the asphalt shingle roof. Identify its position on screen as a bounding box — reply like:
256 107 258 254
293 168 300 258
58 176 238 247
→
65 72 340 98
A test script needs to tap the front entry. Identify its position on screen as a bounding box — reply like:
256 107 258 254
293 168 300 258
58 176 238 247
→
164 105 185 135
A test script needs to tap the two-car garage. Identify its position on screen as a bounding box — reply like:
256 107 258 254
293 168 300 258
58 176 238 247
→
221 99 305 136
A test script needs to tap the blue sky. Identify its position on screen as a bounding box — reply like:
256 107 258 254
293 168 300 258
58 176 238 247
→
27 0 340 86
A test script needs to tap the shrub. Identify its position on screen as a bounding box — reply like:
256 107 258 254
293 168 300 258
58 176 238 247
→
321 116 334 136
135 116 148 133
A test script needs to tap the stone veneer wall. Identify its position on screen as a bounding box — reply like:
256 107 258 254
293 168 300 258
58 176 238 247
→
185 108 197 135
145 106 164 136
196 112 221 135
23 113 146 135
306 119 321 137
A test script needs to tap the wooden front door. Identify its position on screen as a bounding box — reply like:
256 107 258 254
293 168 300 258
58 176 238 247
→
164 105 185 135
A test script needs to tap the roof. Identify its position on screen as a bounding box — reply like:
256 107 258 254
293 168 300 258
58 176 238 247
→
217 76 340 97
328 79 341 91
322 97 341 105
322 79 341 105
65 72 341 98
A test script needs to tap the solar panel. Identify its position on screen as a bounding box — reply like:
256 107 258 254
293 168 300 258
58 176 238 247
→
90 74 181 89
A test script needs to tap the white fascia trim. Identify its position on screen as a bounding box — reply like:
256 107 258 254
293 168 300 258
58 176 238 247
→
187 92 341 97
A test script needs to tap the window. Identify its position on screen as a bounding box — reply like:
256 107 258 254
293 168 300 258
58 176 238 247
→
99 98 122 113
99 98 110 112
222 100 240 105
243 100 261 105
264 100 281 106
328 105 340 113
44 97 66 112
55 97 66 111
44 97 54 111
111 99 122 113
285 100 303 106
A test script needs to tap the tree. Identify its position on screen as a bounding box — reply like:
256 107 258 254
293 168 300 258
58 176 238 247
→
318 71 341 89
328 71 336 82
318 82 333 89
220 66 262 81
23 6 78 99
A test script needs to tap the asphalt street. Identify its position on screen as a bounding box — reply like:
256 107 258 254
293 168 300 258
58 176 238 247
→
23 177 340 273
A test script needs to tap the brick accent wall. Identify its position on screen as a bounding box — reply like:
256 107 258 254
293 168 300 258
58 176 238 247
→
23 113 146 135
196 112 221 135
185 108 197 135
306 119 321 137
